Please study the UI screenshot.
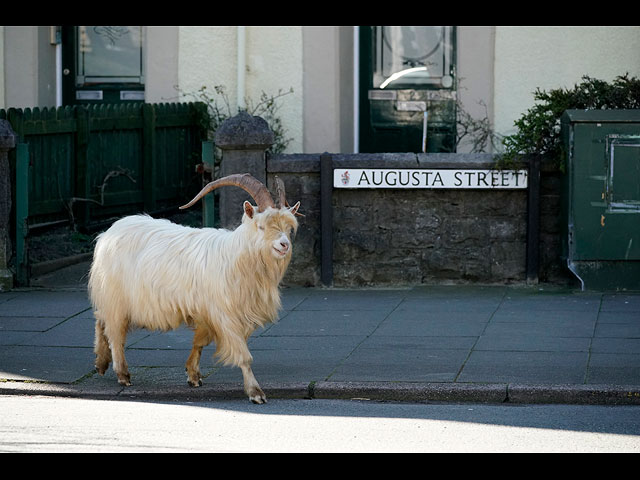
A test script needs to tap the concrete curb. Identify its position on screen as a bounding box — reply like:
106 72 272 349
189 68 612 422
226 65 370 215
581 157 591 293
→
3 381 640 405
506 384 640 405
312 382 509 404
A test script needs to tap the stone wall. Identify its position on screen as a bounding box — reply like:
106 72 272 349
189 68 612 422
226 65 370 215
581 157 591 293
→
267 154 322 286
267 152 568 288
215 113 568 288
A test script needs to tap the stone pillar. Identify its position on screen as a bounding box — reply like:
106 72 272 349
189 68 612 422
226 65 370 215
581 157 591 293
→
214 111 274 228
0 120 17 290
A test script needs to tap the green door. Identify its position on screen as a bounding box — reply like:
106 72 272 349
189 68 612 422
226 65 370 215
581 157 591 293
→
61 26 145 105
358 26 457 153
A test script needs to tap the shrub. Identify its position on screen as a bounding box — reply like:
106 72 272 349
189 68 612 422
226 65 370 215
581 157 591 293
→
501 74 640 168
178 85 294 174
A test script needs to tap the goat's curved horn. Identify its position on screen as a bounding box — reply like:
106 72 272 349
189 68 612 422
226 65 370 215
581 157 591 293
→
179 173 276 212
274 175 304 217
275 176 287 209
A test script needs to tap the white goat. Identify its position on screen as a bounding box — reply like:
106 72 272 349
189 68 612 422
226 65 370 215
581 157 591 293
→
88 174 301 404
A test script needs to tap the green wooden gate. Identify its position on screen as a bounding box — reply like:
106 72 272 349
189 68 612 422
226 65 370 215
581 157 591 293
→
1 102 208 284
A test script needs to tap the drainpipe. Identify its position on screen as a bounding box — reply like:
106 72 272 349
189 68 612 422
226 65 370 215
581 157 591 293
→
50 26 62 107
55 42 62 107
422 111 428 153
353 26 359 153
237 26 246 112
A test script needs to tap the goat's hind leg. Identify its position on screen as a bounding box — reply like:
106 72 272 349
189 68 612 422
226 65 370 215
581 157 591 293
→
104 318 132 386
93 316 111 375
186 326 213 387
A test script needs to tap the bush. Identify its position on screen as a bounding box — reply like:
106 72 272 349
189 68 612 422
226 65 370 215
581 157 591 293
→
177 85 294 179
181 84 294 154
501 74 640 168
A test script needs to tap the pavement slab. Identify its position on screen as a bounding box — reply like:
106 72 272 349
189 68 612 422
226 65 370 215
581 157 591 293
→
1 264 639 404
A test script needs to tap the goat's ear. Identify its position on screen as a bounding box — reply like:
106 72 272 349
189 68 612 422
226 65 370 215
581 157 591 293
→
289 201 301 217
243 201 255 219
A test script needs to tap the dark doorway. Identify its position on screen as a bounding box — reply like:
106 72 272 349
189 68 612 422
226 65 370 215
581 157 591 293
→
61 26 145 106
358 26 457 153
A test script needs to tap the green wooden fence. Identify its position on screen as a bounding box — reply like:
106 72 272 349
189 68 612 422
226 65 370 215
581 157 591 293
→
1 102 209 284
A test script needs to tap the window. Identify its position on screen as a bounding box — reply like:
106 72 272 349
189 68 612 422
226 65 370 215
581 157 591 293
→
76 26 144 85
372 26 454 90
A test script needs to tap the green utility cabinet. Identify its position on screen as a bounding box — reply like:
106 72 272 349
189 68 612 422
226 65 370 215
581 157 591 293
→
561 110 640 290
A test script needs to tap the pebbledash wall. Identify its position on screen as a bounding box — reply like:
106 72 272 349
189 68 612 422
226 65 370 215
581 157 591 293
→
266 152 565 288
215 113 567 288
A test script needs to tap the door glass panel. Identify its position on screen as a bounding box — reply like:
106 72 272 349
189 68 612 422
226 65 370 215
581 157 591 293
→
76 26 144 85
373 26 453 89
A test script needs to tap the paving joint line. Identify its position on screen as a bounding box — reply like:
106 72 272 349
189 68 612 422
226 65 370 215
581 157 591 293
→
453 288 508 383
584 293 605 385
322 292 407 382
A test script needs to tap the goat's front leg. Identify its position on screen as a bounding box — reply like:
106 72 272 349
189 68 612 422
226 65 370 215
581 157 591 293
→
232 338 266 404
218 327 266 404
240 358 266 404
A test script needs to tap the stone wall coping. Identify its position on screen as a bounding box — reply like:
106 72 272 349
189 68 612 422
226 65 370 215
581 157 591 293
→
215 111 274 150
268 152 542 174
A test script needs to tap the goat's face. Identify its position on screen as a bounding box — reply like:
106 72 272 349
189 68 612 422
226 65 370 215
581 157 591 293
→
243 201 300 260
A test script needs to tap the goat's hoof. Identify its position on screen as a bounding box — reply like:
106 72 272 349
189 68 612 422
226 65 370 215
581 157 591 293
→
186 370 203 387
95 358 109 375
248 387 267 404
250 394 267 404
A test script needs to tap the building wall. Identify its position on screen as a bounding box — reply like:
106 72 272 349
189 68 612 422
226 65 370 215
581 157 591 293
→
2 26 57 109
302 26 341 154
456 26 495 153
145 26 179 104
493 26 640 140
301 26 355 154
177 26 304 153
3 26 36 108
2 26 640 154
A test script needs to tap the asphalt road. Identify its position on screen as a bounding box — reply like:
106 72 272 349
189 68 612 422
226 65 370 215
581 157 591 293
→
1 396 639 452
